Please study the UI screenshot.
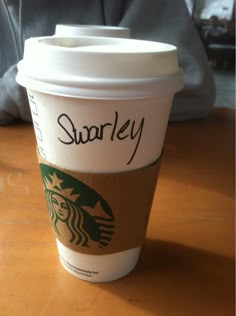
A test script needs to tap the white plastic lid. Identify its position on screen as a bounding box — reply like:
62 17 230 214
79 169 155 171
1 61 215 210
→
55 24 131 38
16 36 183 99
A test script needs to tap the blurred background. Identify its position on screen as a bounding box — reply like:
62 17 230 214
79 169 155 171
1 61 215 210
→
185 0 235 109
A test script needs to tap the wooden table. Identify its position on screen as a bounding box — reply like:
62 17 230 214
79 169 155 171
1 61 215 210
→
0 108 234 316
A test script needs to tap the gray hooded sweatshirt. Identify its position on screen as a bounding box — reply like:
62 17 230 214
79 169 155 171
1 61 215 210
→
0 0 215 124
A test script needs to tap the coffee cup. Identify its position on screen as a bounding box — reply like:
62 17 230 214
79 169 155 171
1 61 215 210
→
16 36 183 282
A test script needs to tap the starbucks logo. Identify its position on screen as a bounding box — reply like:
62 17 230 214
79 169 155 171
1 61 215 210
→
40 164 115 249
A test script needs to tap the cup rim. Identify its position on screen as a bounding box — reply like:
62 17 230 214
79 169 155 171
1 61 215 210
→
37 36 177 55
55 24 130 31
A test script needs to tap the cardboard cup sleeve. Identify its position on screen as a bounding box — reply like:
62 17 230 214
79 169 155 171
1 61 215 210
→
37 152 162 255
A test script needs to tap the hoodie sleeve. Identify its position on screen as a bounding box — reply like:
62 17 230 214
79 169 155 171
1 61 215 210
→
115 0 216 121
0 0 106 125
0 65 31 124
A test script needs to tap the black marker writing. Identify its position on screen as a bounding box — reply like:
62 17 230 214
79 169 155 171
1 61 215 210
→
57 112 145 165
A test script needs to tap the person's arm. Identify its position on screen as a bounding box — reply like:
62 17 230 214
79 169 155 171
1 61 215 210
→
115 0 215 121
0 0 30 124
0 0 105 125
0 65 31 124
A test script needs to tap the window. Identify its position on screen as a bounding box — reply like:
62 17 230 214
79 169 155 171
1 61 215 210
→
185 0 235 20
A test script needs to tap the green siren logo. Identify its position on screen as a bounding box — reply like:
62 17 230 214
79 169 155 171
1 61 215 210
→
40 164 115 249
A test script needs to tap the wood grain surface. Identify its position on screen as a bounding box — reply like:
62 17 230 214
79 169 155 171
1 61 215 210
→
0 108 234 316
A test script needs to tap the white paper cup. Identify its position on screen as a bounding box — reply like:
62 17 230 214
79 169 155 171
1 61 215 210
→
16 36 183 282
55 24 130 38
